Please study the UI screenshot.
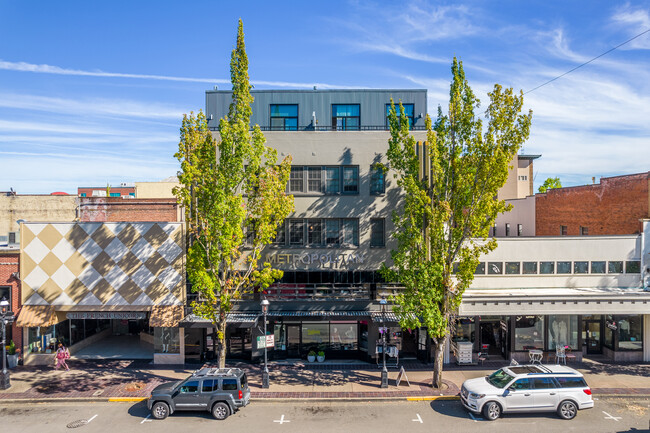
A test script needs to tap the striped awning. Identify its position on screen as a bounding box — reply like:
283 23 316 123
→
15 306 59 327
370 312 400 323
149 305 184 327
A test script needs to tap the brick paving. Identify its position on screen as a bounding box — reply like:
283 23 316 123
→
0 358 648 402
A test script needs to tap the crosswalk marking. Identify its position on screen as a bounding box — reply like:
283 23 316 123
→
274 414 290 424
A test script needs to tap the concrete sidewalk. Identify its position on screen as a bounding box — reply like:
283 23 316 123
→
0 358 649 403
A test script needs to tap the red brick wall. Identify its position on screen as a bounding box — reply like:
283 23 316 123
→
536 172 650 236
0 252 22 351
79 197 179 222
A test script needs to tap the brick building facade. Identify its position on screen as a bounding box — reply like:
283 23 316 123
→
78 197 180 222
536 172 650 236
0 250 21 350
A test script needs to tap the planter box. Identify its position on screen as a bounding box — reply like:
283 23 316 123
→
7 354 19 369
307 355 316 362
317 355 325 362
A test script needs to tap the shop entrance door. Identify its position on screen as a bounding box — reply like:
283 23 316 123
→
287 325 300 358
480 320 505 359
584 320 602 354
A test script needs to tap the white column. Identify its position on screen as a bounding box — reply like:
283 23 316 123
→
643 314 650 362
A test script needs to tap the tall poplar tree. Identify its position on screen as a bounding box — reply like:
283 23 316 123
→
174 20 294 367
383 58 532 387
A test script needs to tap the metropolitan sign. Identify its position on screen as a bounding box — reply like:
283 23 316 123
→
66 312 147 320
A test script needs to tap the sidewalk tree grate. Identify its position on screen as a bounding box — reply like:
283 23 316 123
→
66 420 88 428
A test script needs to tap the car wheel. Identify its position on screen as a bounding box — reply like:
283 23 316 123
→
557 400 578 420
212 402 230 420
482 401 501 421
151 402 169 420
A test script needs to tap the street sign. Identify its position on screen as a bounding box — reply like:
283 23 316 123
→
257 335 275 349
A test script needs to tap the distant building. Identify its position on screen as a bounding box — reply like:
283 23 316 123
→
78 183 135 198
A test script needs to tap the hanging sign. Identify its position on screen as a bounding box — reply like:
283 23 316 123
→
257 335 275 349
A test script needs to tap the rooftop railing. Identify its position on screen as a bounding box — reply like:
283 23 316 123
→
208 125 426 132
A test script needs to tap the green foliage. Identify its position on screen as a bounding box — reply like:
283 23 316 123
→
308 350 316 357
7 340 16 355
538 176 562 193
317 351 325 357
383 57 532 385
173 20 294 366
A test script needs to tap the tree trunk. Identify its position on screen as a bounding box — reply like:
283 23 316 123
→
432 333 448 388
217 314 228 368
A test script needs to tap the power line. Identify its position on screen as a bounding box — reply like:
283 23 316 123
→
524 28 650 94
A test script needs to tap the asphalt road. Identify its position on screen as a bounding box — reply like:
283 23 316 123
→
1 399 649 433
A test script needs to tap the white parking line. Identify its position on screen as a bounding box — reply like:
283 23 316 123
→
88 415 98 423
468 412 481 422
141 415 152 424
412 413 423 423
273 414 290 424
602 411 622 421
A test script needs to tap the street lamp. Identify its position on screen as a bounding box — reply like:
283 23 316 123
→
260 298 270 389
379 296 388 388
1 297 14 390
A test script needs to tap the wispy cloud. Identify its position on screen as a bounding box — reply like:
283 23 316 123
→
611 4 650 49
0 60 353 89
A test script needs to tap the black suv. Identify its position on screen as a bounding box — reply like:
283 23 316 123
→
147 368 250 420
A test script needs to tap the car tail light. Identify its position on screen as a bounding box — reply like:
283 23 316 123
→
238 390 243 400
583 388 592 395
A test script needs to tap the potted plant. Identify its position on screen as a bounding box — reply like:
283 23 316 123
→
317 350 325 362
307 350 316 362
6 340 19 369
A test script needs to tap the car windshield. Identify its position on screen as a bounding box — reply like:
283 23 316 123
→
486 369 515 388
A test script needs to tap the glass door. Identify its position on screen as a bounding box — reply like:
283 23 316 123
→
286 325 301 358
584 320 602 354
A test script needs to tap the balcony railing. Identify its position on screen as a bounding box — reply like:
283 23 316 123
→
208 125 426 132
185 283 405 304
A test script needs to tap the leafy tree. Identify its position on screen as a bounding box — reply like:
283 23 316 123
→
173 20 294 367
383 58 532 388
538 177 562 193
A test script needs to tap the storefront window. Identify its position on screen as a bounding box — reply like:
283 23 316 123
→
514 315 544 351
27 320 71 353
617 315 642 351
330 322 357 351
154 327 180 354
274 324 286 351
453 317 475 343
70 319 85 345
547 315 578 350
604 315 615 350
302 322 329 351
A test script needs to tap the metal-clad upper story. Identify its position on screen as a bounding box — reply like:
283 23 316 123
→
205 89 427 131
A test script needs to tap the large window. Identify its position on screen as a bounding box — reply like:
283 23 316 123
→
0 286 10 307
617 315 643 351
154 327 180 354
332 104 360 130
275 218 359 247
302 322 330 351
453 317 475 343
385 103 414 128
370 218 385 247
514 315 544 351
270 104 298 130
547 315 578 350
288 166 357 195
370 165 385 195
330 322 358 351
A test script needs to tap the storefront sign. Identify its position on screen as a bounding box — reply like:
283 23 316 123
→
256 335 275 349
265 252 367 269
606 321 617 331
66 312 147 320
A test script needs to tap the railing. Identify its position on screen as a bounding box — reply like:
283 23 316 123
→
208 125 426 132
185 283 405 303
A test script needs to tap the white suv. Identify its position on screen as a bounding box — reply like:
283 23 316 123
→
460 364 594 421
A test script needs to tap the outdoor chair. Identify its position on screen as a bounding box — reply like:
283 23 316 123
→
555 345 567 365
477 352 487 366
565 346 576 363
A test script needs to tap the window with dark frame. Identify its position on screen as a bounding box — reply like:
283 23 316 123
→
557 261 571 274
370 165 385 195
580 226 589 236
540 261 555 274
591 261 606 273
385 103 414 129
574 261 588 274
488 262 503 274
341 219 359 246
325 219 340 246
475 262 486 274
342 166 359 193
517 224 523 236
560 225 567 236
505 223 510 236
307 220 322 245
332 104 360 130
325 167 340 194
307 167 322 192
289 167 304 192
289 220 304 246
505 262 520 274
0 286 10 307
608 261 623 273
270 104 298 131
273 222 286 245
626 261 641 273
370 218 385 247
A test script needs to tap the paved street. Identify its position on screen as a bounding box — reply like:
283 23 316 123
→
1 399 649 433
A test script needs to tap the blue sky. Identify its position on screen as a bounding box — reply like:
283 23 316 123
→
1 0 649 194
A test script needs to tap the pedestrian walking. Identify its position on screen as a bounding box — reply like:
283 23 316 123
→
54 342 70 371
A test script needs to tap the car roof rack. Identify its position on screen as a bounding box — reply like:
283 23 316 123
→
192 367 242 377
